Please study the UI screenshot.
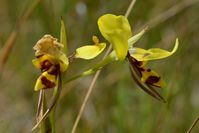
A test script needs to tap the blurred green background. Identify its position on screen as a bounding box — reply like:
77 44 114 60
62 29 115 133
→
0 0 199 132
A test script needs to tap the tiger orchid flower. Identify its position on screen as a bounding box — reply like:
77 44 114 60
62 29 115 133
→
32 34 69 91
32 24 106 130
98 14 179 102
32 35 106 91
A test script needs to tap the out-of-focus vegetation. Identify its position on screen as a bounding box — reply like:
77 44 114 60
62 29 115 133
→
0 0 199 132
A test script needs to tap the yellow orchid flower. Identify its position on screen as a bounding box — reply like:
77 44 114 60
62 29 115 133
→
32 35 69 91
98 14 179 101
33 35 106 91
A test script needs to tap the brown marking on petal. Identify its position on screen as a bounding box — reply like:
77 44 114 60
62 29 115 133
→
41 76 56 89
36 54 44 58
138 67 145 72
130 64 142 78
48 64 60 75
147 68 151 72
127 52 145 77
143 53 150 58
127 53 144 67
41 60 53 71
145 76 160 85
129 65 166 102
134 60 143 67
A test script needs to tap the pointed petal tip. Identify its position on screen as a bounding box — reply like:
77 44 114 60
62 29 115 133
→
171 38 179 54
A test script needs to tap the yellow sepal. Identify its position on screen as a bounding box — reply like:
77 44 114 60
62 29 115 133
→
98 14 132 60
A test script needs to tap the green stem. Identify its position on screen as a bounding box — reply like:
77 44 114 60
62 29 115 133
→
49 103 56 133
39 91 51 133
49 73 62 133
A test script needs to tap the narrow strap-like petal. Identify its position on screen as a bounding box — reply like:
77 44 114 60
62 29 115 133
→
130 38 179 61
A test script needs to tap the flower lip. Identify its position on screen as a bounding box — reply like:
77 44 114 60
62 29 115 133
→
41 76 56 89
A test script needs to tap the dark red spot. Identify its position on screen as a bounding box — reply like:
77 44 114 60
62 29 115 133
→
48 64 60 75
127 52 145 77
145 76 160 85
127 53 144 67
41 76 56 89
41 60 53 71
147 69 151 72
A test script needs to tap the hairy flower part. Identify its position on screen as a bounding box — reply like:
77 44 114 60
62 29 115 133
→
32 35 69 91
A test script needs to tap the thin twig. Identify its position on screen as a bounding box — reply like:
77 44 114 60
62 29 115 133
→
36 90 44 120
187 115 199 133
70 1 136 133
125 0 136 18
0 0 42 72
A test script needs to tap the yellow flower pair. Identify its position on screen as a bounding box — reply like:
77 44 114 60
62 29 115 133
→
32 35 106 91
33 14 179 93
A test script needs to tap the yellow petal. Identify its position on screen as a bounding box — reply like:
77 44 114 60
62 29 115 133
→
98 14 132 60
34 72 57 91
140 67 165 88
75 43 106 59
131 38 179 61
